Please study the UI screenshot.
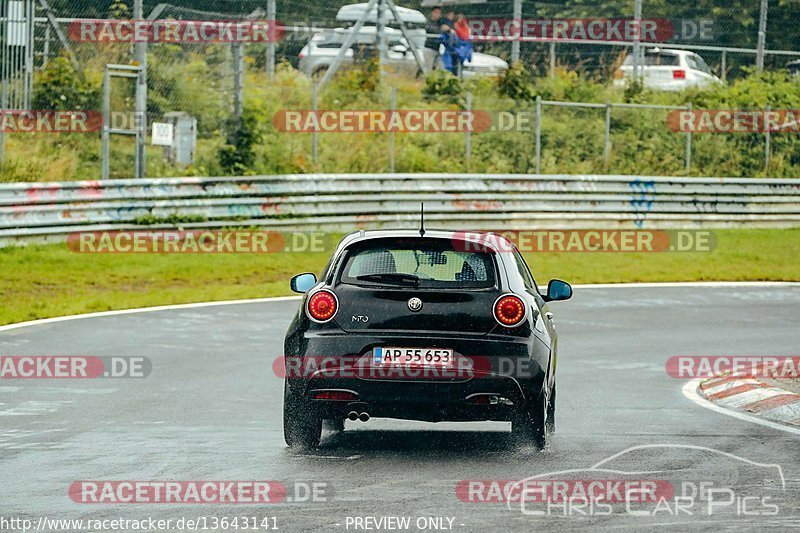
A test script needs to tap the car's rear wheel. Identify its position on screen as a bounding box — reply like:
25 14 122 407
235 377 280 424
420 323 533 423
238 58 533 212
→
283 383 322 449
512 389 548 450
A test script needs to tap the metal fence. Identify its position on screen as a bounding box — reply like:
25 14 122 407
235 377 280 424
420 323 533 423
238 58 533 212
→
3 1 800 181
2 173 799 245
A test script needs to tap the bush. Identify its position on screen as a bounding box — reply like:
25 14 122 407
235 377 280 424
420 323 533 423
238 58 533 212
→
422 69 463 104
218 110 263 175
32 57 100 111
498 62 535 102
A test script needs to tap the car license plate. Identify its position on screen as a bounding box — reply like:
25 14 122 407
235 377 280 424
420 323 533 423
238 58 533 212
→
373 347 453 367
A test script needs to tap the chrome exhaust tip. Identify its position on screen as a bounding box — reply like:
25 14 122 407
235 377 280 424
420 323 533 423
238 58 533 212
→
358 412 370 422
347 411 359 421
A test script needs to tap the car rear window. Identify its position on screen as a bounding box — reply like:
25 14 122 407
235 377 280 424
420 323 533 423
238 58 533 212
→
624 53 679 66
339 238 496 289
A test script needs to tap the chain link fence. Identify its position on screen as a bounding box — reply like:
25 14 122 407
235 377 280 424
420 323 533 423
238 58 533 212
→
1 1 800 181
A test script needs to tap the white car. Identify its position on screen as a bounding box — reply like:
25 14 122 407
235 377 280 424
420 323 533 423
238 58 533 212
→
299 31 508 79
614 48 721 91
297 3 508 79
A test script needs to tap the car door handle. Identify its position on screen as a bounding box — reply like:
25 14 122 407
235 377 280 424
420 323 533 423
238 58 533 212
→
545 312 554 320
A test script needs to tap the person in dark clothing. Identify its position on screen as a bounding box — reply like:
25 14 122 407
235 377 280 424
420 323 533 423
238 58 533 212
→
425 6 445 50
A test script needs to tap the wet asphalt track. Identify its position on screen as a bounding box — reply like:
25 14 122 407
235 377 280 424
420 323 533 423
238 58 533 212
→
0 285 799 532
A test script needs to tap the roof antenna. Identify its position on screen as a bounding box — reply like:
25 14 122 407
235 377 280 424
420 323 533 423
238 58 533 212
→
419 202 426 237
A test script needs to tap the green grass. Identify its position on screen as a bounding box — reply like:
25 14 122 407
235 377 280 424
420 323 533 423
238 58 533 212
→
0 228 798 326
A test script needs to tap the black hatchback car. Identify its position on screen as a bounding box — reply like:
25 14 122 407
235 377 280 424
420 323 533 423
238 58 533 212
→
283 230 572 449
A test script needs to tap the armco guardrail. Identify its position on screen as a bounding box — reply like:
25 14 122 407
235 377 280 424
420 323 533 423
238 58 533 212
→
1 174 800 245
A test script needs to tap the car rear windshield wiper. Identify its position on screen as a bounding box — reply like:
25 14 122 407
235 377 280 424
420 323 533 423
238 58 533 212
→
355 273 420 286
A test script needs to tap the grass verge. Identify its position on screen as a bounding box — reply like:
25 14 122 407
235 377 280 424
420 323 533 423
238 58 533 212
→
0 228 798 326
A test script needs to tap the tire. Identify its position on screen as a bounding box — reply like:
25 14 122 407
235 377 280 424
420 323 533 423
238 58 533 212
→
512 389 548 450
546 383 556 435
283 382 322 449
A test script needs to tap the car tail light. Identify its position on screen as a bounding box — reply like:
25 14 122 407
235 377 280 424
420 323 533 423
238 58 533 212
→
312 390 357 401
307 290 338 323
673 69 686 79
298 52 304 59
493 294 526 328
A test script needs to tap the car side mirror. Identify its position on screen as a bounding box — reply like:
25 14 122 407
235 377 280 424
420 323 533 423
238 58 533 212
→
545 279 572 302
291 273 317 293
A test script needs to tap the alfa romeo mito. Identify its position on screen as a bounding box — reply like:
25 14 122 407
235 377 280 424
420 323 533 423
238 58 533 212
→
283 230 572 449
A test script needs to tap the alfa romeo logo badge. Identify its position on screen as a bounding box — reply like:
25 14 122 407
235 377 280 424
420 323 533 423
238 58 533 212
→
407 297 423 312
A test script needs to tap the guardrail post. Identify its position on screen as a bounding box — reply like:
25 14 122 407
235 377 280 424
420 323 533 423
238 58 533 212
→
312 82 319 166
390 87 396 173
267 0 276 80
685 103 692 173
102 68 111 180
511 0 521 63
765 104 771 172
535 96 542 174
604 102 612 165
721 50 727 83
465 92 472 172
1 80 7 170
549 42 556 78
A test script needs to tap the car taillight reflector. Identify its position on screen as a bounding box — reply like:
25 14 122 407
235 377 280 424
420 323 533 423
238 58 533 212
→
494 294 526 327
312 390 357 401
307 290 338 322
673 69 686 79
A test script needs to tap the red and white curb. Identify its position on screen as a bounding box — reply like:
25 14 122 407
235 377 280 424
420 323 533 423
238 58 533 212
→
698 375 800 428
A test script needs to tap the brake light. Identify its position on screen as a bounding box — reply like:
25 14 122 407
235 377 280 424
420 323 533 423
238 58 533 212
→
493 294 526 327
307 290 338 323
312 390 357 401
298 52 304 59
673 69 686 79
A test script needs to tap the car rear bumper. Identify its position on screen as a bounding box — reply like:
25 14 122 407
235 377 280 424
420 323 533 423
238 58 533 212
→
285 331 549 422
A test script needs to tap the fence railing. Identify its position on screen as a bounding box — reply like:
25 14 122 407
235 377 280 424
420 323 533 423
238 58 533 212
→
1 173 799 245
